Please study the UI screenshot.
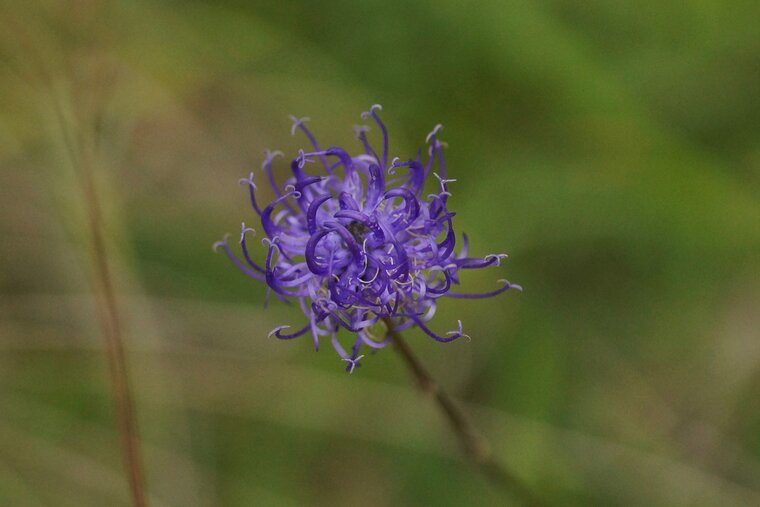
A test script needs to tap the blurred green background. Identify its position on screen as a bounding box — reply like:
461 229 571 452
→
1 0 759 505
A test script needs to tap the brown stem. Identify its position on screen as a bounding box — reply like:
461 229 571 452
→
12 18 148 505
83 165 148 507
51 98 149 506
383 318 544 507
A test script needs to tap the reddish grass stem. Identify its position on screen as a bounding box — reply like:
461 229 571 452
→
82 164 148 507
10 17 150 504
48 81 150 505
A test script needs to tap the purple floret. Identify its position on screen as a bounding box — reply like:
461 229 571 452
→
215 105 520 372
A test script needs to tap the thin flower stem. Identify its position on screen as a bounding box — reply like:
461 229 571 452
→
383 318 544 507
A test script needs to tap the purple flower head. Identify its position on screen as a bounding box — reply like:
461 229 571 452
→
215 105 520 373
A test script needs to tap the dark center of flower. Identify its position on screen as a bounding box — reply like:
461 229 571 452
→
347 220 371 243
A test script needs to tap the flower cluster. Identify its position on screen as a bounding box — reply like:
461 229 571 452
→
215 105 520 372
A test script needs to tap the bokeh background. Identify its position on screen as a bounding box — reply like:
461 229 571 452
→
2 0 759 505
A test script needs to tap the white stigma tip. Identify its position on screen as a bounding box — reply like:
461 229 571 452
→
361 104 382 119
498 279 522 291
342 354 365 373
426 124 444 143
284 184 302 199
485 253 509 266
239 223 256 243
268 326 290 338
353 124 370 137
289 116 310 136
262 150 284 168
262 236 281 249
238 172 256 188
433 172 456 185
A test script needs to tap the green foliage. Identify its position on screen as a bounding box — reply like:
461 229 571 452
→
1 0 758 505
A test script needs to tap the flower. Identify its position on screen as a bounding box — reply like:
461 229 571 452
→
215 105 520 372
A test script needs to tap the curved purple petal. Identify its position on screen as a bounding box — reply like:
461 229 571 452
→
216 106 519 370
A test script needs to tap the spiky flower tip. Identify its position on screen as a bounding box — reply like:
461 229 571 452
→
215 105 520 373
